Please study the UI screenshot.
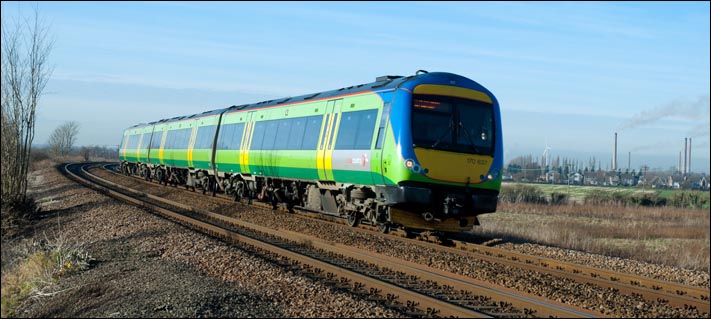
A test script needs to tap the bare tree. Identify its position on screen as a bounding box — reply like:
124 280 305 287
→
48 121 80 157
80 146 91 162
1 6 54 204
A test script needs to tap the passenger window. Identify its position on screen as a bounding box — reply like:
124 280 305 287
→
140 133 151 149
177 129 187 149
120 135 127 150
250 121 267 150
184 128 193 148
354 110 377 149
335 109 377 150
150 131 163 149
301 115 322 150
335 113 357 150
216 124 234 149
229 123 244 150
287 117 306 150
274 119 292 150
195 125 216 149
127 134 140 149
262 120 278 150
164 132 172 149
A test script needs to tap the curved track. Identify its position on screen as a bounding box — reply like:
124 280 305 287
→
64 162 600 318
99 162 709 314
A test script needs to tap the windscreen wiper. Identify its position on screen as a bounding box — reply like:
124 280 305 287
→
458 121 483 153
431 118 454 149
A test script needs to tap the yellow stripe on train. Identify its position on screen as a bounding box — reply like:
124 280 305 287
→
413 84 492 104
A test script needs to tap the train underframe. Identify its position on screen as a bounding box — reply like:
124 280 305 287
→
119 161 496 234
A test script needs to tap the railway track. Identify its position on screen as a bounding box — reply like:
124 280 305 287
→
65 162 599 318
95 162 710 315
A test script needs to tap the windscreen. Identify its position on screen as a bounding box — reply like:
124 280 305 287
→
412 95 494 155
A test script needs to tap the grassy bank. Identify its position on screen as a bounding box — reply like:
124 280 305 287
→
475 202 710 272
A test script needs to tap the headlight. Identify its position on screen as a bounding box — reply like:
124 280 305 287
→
487 169 500 180
405 159 415 169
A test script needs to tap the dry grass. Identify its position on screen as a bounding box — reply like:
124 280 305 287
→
475 202 710 272
1 233 92 318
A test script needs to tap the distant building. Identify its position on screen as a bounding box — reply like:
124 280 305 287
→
700 176 709 190
686 175 710 191
608 175 620 186
570 172 584 185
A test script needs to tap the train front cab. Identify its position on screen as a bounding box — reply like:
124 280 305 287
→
378 73 503 231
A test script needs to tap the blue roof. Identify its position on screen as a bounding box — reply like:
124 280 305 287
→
128 71 470 128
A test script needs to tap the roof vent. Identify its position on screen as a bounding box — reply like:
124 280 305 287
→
376 75 402 82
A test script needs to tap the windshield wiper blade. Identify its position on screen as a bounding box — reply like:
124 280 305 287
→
458 121 483 153
431 118 454 148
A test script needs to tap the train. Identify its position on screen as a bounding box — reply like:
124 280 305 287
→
119 70 503 234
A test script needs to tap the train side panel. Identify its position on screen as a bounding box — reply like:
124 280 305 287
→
219 92 387 185
120 126 150 164
136 125 154 164
163 119 196 168
329 93 384 185
191 115 221 170
245 98 327 180
147 123 168 166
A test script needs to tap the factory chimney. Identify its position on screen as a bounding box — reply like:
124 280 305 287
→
628 152 631 171
678 151 682 174
688 138 691 174
683 138 688 175
612 132 617 171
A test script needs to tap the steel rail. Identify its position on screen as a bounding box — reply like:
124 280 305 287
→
99 162 710 314
64 163 491 318
74 163 599 317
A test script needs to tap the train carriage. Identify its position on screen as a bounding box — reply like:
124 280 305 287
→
119 124 153 176
119 70 502 234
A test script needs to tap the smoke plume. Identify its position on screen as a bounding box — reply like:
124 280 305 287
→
617 94 709 132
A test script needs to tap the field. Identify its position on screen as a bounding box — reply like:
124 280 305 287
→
505 182 660 203
475 183 710 271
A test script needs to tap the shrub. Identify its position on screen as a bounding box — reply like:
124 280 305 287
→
583 190 614 206
29 147 51 164
669 191 709 209
500 184 547 204
549 192 568 205
1 235 92 317
1 197 39 239
630 193 665 207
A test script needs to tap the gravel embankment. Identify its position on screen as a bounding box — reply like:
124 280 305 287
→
91 167 710 318
495 242 709 287
14 165 404 318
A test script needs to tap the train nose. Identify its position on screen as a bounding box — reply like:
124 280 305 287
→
411 148 492 184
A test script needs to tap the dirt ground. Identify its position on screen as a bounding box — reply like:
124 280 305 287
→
4 163 400 318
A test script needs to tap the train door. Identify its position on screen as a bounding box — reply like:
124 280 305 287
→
371 102 391 185
187 124 198 168
239 111 256 174
146 126 157 164
317 99 342 181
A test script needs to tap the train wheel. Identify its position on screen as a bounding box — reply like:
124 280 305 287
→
234 181 244 202
404 228 417 239
377 223 390 234
210 178 217 197
346 212 360 227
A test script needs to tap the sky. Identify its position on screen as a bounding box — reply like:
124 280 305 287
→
2 1 709 173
